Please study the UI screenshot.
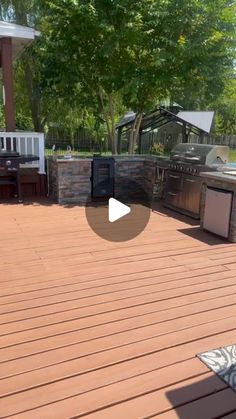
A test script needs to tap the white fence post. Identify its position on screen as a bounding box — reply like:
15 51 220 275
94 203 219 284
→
38 133 45 174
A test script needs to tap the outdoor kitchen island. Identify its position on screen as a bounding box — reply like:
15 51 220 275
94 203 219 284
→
200 171 236 242
48 155 169 204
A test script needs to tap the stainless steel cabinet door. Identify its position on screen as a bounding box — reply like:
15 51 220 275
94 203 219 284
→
182 175 202 215
165 171 182 191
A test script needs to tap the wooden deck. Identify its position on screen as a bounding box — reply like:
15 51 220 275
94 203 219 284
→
1 200 236 418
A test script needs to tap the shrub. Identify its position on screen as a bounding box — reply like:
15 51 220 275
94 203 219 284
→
150 142 165 155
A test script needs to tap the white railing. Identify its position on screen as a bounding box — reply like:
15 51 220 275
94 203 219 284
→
0 132 45 174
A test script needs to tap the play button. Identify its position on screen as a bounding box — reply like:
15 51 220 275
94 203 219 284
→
109 198 131 223
85 177 151 242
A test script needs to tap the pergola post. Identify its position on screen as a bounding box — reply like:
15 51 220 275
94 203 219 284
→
0 37 16 134
117 127 122 154
138 129 143 154
199 131 204 144
182 122 188 143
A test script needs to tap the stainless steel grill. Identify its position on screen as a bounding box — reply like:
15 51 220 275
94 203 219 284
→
164 143 232 218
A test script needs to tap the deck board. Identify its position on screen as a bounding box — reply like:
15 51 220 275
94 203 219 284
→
0 200 236 418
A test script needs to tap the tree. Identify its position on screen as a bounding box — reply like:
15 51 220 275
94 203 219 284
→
42 0 235 153
41 0 138 153
213 78 236 134
122 0 236 150
1 0 235 148
169 1 236 111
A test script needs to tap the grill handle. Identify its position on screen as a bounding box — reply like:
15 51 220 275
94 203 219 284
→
167 192 178 196
185 178 197 183
169 174 180 179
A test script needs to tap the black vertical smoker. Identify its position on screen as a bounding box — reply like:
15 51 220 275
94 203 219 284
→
92 157 114 198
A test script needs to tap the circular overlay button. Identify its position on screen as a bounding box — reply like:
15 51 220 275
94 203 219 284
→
86 178 151 242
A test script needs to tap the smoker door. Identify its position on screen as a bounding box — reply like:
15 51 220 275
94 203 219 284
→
182 175 202 216
92 158 114 198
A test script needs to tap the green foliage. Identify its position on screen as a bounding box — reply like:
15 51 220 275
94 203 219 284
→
42 0 236 124
169 0 236 109
150 142 165 156
14 61 34 130
229 150 236 162
213 79 236 134
0 106 5 129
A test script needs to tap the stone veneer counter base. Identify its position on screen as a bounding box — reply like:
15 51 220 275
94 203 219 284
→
48 155 169 205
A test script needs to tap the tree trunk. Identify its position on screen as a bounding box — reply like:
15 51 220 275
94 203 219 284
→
108 93 117 155
128 113 142 154
14 0 28 25
23 60 42 132
98 87 117 155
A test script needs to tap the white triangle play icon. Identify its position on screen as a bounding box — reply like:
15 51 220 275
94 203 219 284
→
108 198 131 223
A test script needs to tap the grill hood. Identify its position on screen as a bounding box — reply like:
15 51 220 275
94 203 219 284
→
170 143 229 165
0 150 20 157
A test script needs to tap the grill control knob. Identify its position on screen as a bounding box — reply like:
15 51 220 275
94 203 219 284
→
6 160 12 166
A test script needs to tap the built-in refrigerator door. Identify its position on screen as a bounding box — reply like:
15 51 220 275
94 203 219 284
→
203 187 232 238
182 175 202 216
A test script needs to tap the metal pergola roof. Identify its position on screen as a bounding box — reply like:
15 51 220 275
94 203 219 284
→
116 107 215 136
0 21 40 59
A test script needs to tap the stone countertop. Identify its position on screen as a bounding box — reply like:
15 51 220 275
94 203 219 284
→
48 155 170 164
52 157 93 162
200 171 236 184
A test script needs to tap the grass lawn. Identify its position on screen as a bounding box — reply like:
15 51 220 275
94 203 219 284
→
229 150 236 162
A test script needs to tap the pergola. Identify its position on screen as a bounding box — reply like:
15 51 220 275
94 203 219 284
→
0 20 40 131
116 105 215 153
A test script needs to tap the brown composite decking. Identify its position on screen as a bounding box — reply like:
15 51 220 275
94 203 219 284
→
0 200 236 418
